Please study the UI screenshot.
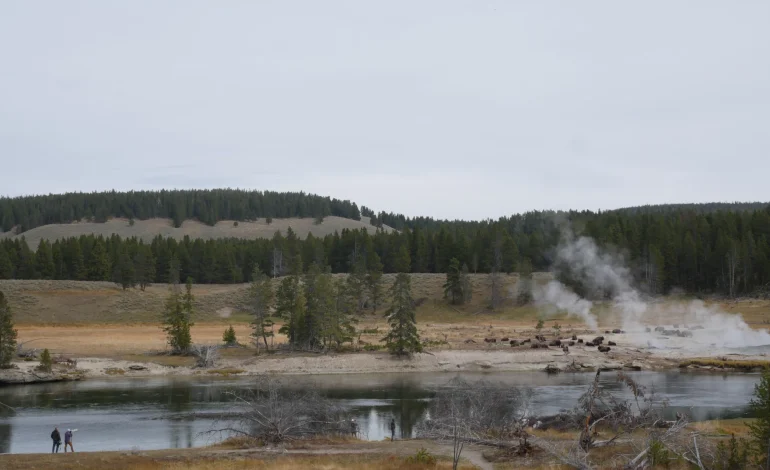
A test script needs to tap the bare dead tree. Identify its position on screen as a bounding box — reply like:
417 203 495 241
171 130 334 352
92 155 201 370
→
272 247 283 278
207 375 346 443
191 344 219 368
417 377 533 466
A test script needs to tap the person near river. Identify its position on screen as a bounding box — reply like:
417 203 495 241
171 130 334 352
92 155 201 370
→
390 418 396 441
64 429 75 452
350 418 357 437
50 427 61 453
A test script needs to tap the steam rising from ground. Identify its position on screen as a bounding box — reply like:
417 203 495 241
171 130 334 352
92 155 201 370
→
532 233 770 352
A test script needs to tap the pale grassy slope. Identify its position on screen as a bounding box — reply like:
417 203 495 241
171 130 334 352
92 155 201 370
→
0 216 393 247
0 273 523 324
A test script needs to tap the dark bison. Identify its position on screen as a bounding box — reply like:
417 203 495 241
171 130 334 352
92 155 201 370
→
577 339 584 344
592 336 604 345
500 337 509 342
484 338 497 343
585 341 594 347
464 339 476 344
612 329 622 334
510 340 520 347
571 335 577 340
608 341 617 346
549 339 562 347
568 341 575 346
598 346 611 353
535 335 546 342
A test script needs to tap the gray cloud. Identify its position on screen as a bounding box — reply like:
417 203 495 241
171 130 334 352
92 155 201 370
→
1 1 768 218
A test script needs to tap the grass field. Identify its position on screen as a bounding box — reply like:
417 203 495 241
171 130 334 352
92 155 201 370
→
0 216 393 248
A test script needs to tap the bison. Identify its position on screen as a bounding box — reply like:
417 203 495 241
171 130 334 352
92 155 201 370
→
549 339 562 347
585 341 594 347
568 341 575 346
598 346 611 353
500 337 509 342
577 339 584 344
510 340 520 347
612 329 622 334
571 335 577 340
608 341 617 346
592 336 604 345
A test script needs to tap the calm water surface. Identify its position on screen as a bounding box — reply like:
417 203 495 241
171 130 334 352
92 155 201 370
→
0 371 761 454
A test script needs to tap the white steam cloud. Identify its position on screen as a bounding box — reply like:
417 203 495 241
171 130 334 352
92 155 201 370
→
532 233 770 352
532 281 597 329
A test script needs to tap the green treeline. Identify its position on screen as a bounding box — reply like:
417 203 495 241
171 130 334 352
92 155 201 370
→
1 204 770 297
0 189 362 231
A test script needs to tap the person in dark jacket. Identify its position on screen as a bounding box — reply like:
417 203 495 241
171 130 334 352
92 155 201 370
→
64 429 74 452
390 419 396 441
51 427 61 453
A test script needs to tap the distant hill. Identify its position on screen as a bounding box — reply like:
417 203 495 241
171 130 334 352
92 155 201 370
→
0 189 370 233
613 202 770 215
0 216 393 248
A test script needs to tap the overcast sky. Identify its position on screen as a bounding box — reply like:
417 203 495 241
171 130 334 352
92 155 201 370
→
1 1 768 220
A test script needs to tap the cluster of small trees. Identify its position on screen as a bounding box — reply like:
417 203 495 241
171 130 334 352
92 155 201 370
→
246 253 420 355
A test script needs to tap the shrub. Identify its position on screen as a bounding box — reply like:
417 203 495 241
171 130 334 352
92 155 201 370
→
714 434 750 470
535 319 544 332
748 368 770 467
223 325 237 346
405 448 436 465
38 348 53 373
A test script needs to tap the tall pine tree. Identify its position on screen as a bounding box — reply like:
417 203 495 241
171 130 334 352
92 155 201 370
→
382 273 421 356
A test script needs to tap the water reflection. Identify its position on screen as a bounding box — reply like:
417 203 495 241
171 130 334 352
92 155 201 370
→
0 371 761 454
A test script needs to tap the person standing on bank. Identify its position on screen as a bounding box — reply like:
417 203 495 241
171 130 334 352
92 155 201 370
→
390 419 396 441
64 429 74 453
50 427 61 453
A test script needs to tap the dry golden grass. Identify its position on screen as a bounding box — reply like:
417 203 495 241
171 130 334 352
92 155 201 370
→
5 276 770 359
679 358 770 372
0 452 468 470
689 418 755 437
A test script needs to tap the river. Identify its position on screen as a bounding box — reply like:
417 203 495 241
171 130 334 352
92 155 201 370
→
0 371 761 454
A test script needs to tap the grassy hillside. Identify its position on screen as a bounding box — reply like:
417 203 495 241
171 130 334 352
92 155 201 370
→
0 273 526 325
0 216 393 248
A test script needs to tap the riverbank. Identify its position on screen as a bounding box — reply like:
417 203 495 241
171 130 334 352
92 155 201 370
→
0 439 481 470
7 325 770 383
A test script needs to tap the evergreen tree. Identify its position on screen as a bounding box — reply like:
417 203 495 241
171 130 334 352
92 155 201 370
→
38 348 52 373
161 277 194 354
16 239 37 279
394 244 411 274
223 325 237 346
443 258 464 304
87 239 111 281
0 291 17 368
249 269 275 353
70 239 86 281
275 275 306 348
0 245 12 279
346 256 368 313
382 273 421 356
113 247 136 290
747 369 770 465
35 240 55 279
366 252 385 312
135 245 156 291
